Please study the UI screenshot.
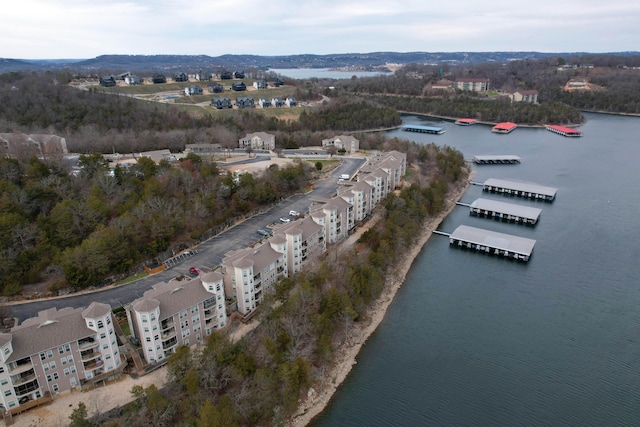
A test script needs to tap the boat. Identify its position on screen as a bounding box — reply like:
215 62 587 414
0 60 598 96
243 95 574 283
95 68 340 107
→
491 122 518 134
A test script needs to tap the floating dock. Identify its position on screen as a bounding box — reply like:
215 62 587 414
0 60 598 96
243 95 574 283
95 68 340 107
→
469 198 542 225
449 225 536 261
482 178 557 202
401 124 446 134
472 155 521 164
545 125 583 137
455 118 477 126
492 122 518 134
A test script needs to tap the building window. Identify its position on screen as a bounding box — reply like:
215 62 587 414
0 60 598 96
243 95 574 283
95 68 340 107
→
64 368 70 376
100 333 106 339
4 390 11 397
50 361 56 369
70 366 76 374
46 375 52 382
53 372 59 380
0 379 7 386
65 344 71 352
97 320 104 328
146 337 151 342
52 384 59 393
58 346 64 355
106 317 111 325
105 354 111 360
46 350 53 358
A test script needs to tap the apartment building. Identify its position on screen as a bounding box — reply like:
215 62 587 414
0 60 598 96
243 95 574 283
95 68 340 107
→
126 272 228 364
453 77 490 92
271 215 326 276
0 303 123 413
309 196 351 244
238 132 276 150
322 135 360 153
338 180 373 223
221 241 287 316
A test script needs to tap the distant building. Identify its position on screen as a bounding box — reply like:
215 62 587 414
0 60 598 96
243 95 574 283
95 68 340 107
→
271 97 284 107
235 97 255 109
322 135 359 153
258 98 271 108
285 97 298 107
151 74 167 84
208 82 224 93
99 76 116 87
211 97 233 109
173 72 189 82
234 70 245 79
238 132 275 150
512 89 538 103
195 71 211 81
231 81 246 91
184 85 203 96
454 77 489 92
253 80 267 89
124 75 143 85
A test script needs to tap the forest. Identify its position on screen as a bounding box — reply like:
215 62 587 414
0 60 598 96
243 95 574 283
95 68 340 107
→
69 140 467 427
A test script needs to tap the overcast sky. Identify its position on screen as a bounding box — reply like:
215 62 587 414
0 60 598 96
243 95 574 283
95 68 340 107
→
3 0 639 59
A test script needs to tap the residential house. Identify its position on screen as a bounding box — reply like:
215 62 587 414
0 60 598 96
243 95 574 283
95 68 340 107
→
99 76 116 87
124 75 143 85
0 303 124 413
271 97 284 107
231 81 246 91
173 72 189 82
234 70 245 79
211 97 233 109
271 77 285 87
184 85 203 96
238 132 275 150
221 242 287 316
285 97 298 107
195 71 211 81
126 273 228 364
151 74 167 84
512 89 538 103
219 70 233 80
454 77 490 92
322 135 360 153
208 82 224 93
235 97 255 109
253 80 267 89
271 216 326 276
258 98 271 108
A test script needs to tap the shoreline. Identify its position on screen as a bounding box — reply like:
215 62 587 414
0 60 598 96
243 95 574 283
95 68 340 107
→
290 169 472 426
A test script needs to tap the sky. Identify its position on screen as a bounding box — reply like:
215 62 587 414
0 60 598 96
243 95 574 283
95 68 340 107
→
3 0 640 59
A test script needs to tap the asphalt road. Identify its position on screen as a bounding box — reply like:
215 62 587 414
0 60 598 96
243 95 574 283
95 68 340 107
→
10 157 366 323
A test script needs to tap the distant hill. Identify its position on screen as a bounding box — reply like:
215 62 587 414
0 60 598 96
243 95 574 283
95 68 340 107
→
1 51 639 74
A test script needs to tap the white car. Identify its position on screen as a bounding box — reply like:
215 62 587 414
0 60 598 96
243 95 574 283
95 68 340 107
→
289 210 299 216
280 217 291 223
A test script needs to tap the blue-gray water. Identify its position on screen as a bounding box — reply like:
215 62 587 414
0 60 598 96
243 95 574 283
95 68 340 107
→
312 112 640 426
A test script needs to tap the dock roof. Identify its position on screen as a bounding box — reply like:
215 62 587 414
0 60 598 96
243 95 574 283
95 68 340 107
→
401 125 445 133
472 155 521 163
470 198 542 220
483 178 557 198
450 225 536 256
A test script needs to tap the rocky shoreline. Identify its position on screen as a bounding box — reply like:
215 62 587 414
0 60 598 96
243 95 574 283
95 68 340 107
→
289 170 472 426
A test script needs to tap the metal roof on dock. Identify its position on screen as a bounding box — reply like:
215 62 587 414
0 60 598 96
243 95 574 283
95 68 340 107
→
401 124 445 134
472 155 521 164
450 225 536 256
470 198 542 220
483 178 557 198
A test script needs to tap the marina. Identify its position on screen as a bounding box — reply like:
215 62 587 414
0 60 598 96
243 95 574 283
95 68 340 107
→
401 124 446 134
455 118 477 126
491 122 518 134
481 178 557 201
545 125 583 137
472 155 521 164
467 198 542 225
448 224 536 261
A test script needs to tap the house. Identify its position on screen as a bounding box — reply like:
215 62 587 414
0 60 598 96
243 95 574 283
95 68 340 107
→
454 77 490 92
270 216 326 276
0 303 125 413
271 97 284 107
285 97 298 107
238 132 275 150
99 76 116 87
322 135 360 153
219 70 233 80
208 82 224 93
173 72 189 82
195 71 211 82
151 74 167 84
235 97 255 109
512 89 538 103
126 273 228 364
234 70 245 79
124 75 143 85
221 241 286 316
253 80 267 89
184 85 203 96
258 98 271 108
211 97 233 109
231 81 246 91
271 77 285 87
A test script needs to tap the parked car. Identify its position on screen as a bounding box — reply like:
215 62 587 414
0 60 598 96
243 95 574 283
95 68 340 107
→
289 210 300 217
189 267 202 275
280 217 291 223
257 229 270 237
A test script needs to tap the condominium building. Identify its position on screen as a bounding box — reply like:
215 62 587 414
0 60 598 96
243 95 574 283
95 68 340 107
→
322 135 360 153
453 77 490 92
309 196 351 244
221 241 287 316
271 216 326 276
338 180 373 223
238 132 276 150
0 303 123 413
126 272 228 364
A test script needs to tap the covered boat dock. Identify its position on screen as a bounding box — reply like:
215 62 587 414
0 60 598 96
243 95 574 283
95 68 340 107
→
472 155 521 164
482 178 557 202
491 122 518 134
455 118 477 126
449 225 536 261
401 125 446 134
545 125 583 137
469 198 542 225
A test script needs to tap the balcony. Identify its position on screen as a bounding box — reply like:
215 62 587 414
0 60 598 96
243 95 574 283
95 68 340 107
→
78 337 99 351
11 368 36 386
204 309 216 320
205 317 219 327
8 357 33 375
13 379 40 397
161 327 176 340
161 319 174 330
162 336 177 350
83 358 104 371
80 349 101 362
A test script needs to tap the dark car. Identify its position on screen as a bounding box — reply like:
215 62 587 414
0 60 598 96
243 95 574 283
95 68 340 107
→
257 229 270 237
